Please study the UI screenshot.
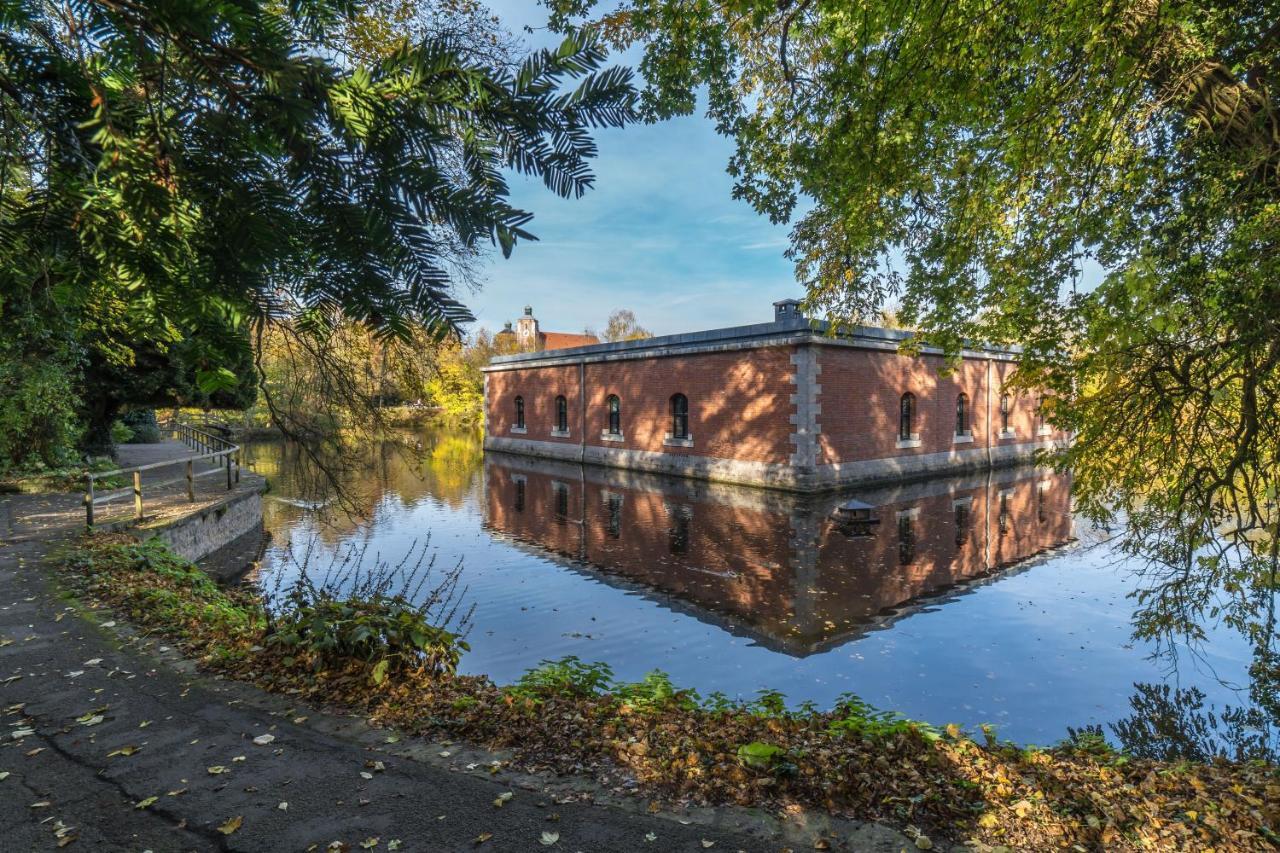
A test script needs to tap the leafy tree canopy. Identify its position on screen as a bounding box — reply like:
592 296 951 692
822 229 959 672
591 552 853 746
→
601 308 652 341
547 0 1279 702
0 0 636 456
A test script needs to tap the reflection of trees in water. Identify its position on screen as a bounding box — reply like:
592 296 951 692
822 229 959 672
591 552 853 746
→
247 425 485 540
1072 683 1277 764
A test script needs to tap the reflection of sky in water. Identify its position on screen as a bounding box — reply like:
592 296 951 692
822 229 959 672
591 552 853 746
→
247 435 1274 752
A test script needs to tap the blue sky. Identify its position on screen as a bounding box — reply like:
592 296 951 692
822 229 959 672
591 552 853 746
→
468 2 800 338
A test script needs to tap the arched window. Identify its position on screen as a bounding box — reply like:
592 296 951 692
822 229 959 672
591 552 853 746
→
606 394 621 435
555 395 568 432
955 393 969 435
670 394 689 439
1000 393 1011 432
899 393 916 441
514 395 525 429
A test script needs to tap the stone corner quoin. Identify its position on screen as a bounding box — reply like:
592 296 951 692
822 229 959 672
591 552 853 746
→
480 300 1070 492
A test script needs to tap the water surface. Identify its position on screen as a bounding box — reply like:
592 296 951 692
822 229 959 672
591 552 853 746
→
244 427 1276 756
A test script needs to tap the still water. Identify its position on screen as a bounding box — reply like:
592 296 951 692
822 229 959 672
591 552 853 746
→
244 426 1276 756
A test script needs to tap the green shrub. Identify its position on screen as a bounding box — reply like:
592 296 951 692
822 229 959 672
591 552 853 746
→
828 693 940 742
268 589 468 684
120 409 163 443
110 419 135 444
509 656 614 700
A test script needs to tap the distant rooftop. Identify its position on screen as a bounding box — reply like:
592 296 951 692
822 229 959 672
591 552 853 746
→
484 299 1020 370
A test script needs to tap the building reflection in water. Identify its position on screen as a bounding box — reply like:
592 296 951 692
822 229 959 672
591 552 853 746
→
483 453 1074 656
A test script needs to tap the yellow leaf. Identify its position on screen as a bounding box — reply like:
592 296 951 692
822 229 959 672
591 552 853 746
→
217 816 243 835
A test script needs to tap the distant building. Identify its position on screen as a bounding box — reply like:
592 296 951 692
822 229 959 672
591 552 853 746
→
494 305 599 353
483 299 1069 491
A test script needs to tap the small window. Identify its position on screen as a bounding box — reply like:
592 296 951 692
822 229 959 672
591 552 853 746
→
606 394 621 435
514 478 525 512
1000 393 1011 432
668 504 692 554
605 493 622 539
899 393 916 441
514 396 525 429
555 395 568 432
955 393 969 435
954 502 970 547
897 513 916 565
670 393 689 439
998 492 1010 536
553 481 569 522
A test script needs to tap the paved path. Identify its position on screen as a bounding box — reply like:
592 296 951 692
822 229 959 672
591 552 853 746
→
0 444 914 852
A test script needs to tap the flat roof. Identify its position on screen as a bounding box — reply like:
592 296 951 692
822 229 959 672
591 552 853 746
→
483 314 1021 371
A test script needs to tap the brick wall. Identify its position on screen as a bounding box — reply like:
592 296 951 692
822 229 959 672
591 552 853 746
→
487 347 797 464
815 347 1069 465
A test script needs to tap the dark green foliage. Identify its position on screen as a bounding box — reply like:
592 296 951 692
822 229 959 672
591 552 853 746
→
0 0 636 465
120 409 162 444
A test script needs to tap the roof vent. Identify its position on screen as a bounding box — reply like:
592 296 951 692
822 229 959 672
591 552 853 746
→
773 298 802 321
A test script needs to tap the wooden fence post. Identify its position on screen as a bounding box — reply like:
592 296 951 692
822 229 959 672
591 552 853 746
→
186 459 195 501
133 470 143 519
225 452 232 490
84 476 95 527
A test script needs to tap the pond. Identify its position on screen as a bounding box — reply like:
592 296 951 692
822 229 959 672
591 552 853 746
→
243 425 1277 758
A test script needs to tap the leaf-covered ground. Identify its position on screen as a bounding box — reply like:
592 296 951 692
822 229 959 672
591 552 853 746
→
61 535 1279 851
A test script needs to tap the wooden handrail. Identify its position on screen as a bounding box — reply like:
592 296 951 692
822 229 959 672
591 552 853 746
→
84 421 243 527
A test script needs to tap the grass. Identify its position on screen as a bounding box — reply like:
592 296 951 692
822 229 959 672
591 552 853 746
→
56 535 1280 852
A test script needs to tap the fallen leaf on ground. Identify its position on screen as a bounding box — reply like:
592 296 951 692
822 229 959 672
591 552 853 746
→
387 842 401 851
360 839 379 849
107 745 139 757
278 802 288 810
252 734 275 746
217 816 243 835
493 792 512 808
473 832 492 845
134 796 157 809
207 766 229 775
540 831 559 846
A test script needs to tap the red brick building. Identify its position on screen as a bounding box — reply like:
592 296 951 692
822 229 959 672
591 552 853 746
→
483 300 1069 491
493 305 599 352
484 454 1072 654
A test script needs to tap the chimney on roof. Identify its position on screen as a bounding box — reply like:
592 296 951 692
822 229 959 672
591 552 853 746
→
773 298 803 322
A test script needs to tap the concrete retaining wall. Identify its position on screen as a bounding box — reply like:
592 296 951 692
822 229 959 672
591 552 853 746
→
139 485 266 564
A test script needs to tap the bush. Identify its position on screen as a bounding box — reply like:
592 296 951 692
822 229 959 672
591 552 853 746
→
509 656 614 700
120 409 163 443
110 419 135 444
269 588 468 684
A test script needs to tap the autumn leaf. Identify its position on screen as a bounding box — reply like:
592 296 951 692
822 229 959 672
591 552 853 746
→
540 831 559 846
134 796 157 809
473 832 492 844
217 816 243 835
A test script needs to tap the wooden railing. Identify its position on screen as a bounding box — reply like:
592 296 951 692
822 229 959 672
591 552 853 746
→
83 423 242 527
